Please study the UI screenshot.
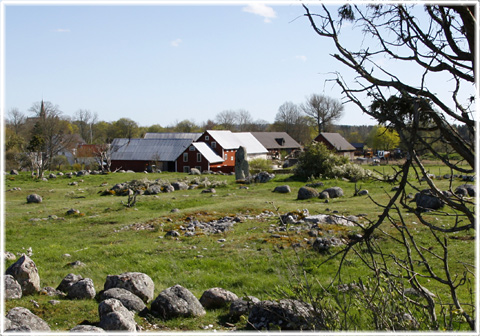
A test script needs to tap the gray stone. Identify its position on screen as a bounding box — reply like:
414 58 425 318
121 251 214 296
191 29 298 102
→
98 298 136 332
201 188 216 194
273 185 291 193
199 287 239 309
151 284 206 319
70 325 105 332
10 169 19 175
145 185 162 195
297 187 319 200
6 255 40 295
415 190 444 210
5 251 16 260
229 296 260 317
104 272 154 303
57 273 84 293
66 208 80 215
455 184 475 197
322 187 344 198
67 278 96 299
312 237 345 253
247 299 318 330
172 181 188 190
247 171 275 183
5 307 51 332
318 191 329 199
26 194 42 203
100 287 147 313
357 189 369 196
235 146 250 180
5 275 22 299
40 286 65 297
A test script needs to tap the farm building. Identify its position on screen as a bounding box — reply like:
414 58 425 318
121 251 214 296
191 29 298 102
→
144 132 201 141
250 132 301 158
176 142 224 173
314 133 356 160
194 130 268 173
110 138 192 172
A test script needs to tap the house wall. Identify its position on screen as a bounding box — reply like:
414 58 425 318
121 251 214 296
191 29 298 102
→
176 145 211 173
111 160 150 172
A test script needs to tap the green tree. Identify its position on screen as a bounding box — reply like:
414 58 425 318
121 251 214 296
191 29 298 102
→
366 125 400 151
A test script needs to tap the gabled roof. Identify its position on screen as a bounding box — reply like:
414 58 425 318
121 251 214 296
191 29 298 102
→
205 130 268 154
144 132 201 141
111 138 192 162
315 133 356 151
192 142 224 163
250 132 301 150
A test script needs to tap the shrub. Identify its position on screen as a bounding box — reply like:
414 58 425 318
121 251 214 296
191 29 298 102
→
249 158 273 173
293 142 349 180
331 163 378 181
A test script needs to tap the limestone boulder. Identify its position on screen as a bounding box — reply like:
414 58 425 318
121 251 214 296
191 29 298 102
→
98 298 136 332
6 255 40 295
67 278 96 299
5 307 50 332
229 296 260 317
151 284 206 319
57 273 84 293
199 287 238 309
99 287 147 313
104 272 154 303
4 275 22 299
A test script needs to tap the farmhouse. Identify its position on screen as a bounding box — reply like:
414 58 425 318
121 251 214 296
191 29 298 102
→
194 130 268 173
110 138 192 172
250 132 301 158
176 142 224 173
314 132 356 160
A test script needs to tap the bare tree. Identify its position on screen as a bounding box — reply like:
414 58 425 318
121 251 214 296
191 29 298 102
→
274 101 311 144
236 109 253 131
302 3 475 330
73 109 98 143
300 93 344 133
6 108 26 135
215 110 238 130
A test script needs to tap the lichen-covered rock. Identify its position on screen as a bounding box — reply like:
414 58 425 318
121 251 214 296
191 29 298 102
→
5 307 51 332
57 273 84 293
199 287 238 309
151 284 206 319
69 325 105 332
172 181 189 191
26 194 42 203
67 278 96 299
229 296 260 317
297 187 319 200
6 255 40 295
4 275 22 299
104 272 154 303
98 298 136 331
99 287 147 313
273 185 291 193
321 187 344 198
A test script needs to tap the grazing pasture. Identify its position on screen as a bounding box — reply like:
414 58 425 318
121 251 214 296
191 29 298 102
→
3 166 475 331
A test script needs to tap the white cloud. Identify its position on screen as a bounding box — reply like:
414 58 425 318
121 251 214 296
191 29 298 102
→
295 55 307 62
242 4 277 23
171 38 182 47
53 28 70 33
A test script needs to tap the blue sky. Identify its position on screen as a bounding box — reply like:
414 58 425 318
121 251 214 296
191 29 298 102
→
4 2 380 127
4 2 471 128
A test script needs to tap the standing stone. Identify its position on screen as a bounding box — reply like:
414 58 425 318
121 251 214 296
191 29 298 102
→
235 146 249 181
104 272 154 303
5 307 51 332
151 284 206 319
6 255 40 295
4 275 22 299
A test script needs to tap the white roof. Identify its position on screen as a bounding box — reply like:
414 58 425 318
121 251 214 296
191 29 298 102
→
192 142 224 163
206 130 268 154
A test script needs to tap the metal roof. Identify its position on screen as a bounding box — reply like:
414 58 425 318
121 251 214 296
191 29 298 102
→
144 132 201 141
111 138 192 162
205 130 268 154
317 133 356 151
192 142 224 163
250 132 301 150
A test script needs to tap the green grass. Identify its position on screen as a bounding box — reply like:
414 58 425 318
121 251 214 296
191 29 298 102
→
3 169 475 331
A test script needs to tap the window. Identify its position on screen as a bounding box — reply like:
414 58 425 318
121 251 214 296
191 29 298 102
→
211 142 216 149
205 135 209 141
224 154 227 160
231 156 234 161
189 145 195 151
197 153 202 162
183 153 188 162
183 166 190 173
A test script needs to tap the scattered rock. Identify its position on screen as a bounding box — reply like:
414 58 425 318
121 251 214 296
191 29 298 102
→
414 190 444 210
189 168 201 175
70 325 105 332
321 187 344 198
312 237 345 253
5 251 16 260
67 278 96 299
455 184 475 197
201 188 216 194
229 296 260 317
26 194 42 203
246 171 275 184
104 272 155 303
4 275 22 299
5 307 51 332
273 185 291 193
98 298 137 332
99 287 148 313
318 191 329 199
6 255 40 295
297 187 319 200
357 189 369 196
66 208 81 215
199 287 239 309
247 299 319 330
40 286 65 297
172 182 188 191
57 273 84 293
10 169 19 175
151 284 206 319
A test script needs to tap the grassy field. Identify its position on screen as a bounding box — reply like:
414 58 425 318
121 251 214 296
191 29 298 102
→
3 165 476 331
